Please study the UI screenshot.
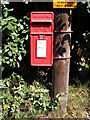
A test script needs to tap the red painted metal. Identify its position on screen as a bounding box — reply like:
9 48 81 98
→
30 12 54 66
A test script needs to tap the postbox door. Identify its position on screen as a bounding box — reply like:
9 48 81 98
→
31 34 53 66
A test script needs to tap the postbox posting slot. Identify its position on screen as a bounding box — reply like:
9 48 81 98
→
31 22 51 25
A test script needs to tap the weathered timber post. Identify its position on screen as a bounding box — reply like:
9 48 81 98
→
52 9 72 113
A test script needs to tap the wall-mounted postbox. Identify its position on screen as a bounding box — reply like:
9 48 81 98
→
30 12 54 66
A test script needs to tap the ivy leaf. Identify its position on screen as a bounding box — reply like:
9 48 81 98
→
7 22 13 30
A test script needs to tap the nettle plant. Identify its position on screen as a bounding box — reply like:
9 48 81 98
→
1 2 30 68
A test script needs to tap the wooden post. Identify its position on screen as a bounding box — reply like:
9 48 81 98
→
52 9 72 113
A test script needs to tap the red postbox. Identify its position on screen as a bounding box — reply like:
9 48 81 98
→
30 12 54 66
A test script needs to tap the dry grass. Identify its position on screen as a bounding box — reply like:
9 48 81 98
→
66 84 89 118
47 84 89 118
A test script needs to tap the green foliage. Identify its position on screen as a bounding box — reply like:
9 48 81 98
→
2 2 29 68
2 72 63 118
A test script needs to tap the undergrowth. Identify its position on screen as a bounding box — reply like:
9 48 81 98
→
1 72 89 119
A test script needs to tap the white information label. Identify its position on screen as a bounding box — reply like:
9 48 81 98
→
37 40 46 58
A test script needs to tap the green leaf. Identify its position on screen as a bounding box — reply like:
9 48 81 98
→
6 61 10 64
25 34 28 40
7 16 17 21
11 32 19 37
4 10 8 17
4 57 9 60
8 9 14 12
17 23 21 27
22 30 29 34
14 39 18 42
20 25 24 30
21 50 26 54
18 28 20 31
7 22 13 30
18 19 23 23
8 51 12 56
19 38 24 44
11 47 18 51
85 64 89 68
81 62 85 66
10 59 13 62
2 59 5 63
23 16 30 20
12 43 18 47
4 48 9 53
1 20 7 26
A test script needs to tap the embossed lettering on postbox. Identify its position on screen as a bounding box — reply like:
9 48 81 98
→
32 14 51 19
